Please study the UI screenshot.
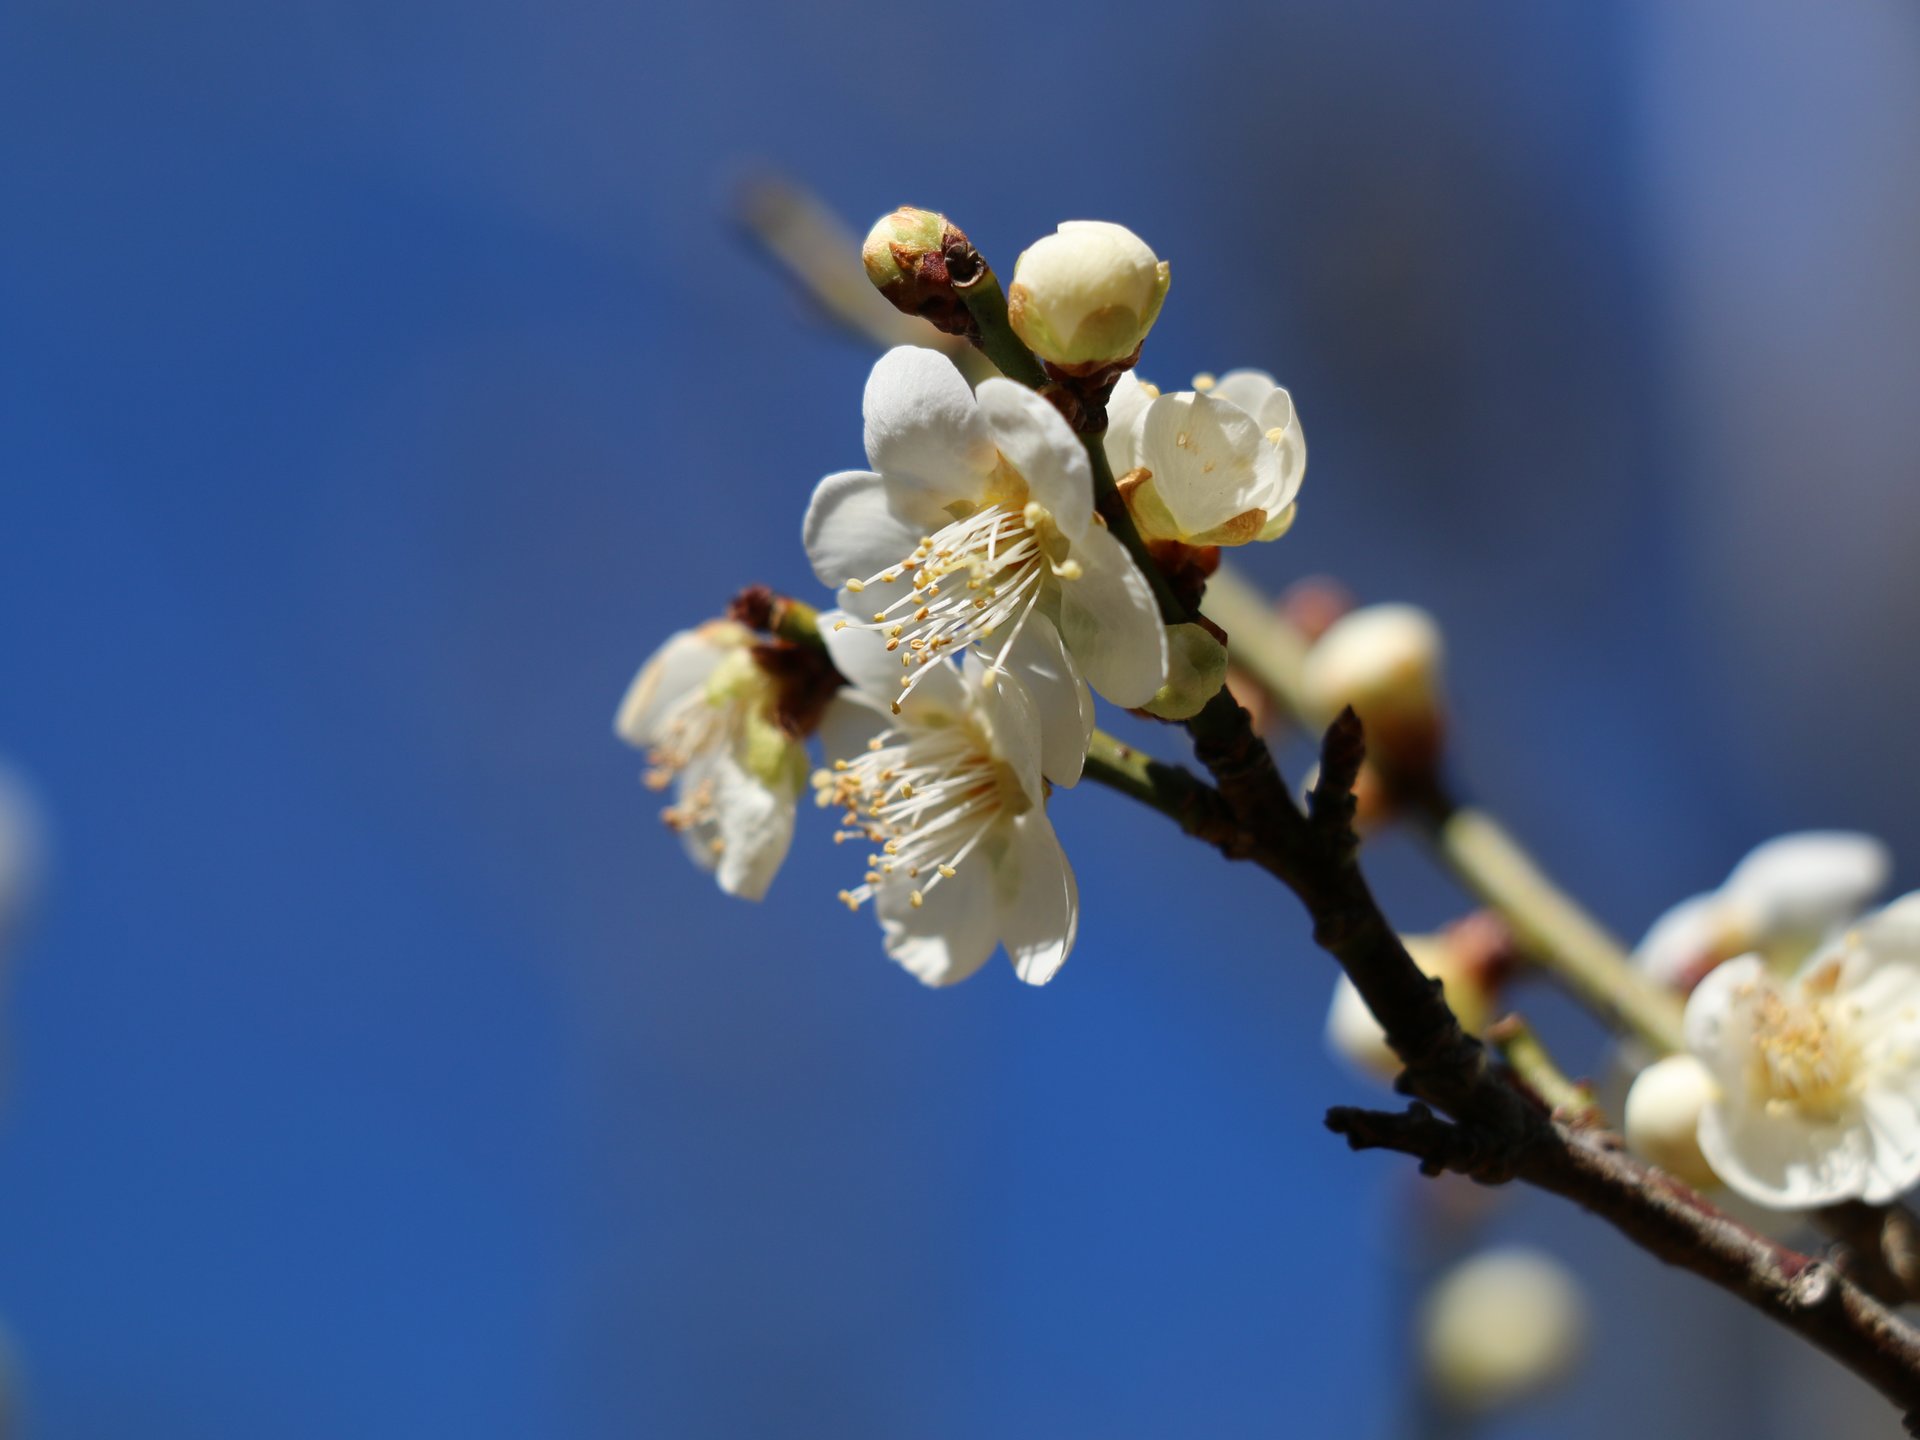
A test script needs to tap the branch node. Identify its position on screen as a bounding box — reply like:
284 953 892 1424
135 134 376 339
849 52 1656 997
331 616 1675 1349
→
1306 707 1366 850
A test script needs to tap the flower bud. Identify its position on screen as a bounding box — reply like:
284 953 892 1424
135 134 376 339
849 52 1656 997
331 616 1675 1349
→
1325 934 1494 1081
861 207 973 334
1007 221 1170 370
1421 1247 1587 1413
1623 1053 1720 1189
1301 603 1445 777
1140 623 1228 720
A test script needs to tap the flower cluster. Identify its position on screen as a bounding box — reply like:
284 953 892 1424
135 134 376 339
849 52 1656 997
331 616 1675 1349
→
1619 833 1920 1210
617 216 1309 987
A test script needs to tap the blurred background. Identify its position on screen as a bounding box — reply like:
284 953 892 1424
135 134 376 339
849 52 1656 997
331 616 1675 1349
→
2 1 1918 1434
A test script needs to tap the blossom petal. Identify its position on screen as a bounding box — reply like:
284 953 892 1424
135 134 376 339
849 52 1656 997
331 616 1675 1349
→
710 749 797 901
1683 953 1768 1079
1104 372 1153 474
819 610 950 715
1856 891 1920 960
1632 892 1725 991
1210 372 1305 509
815 692 891 765
803 470 932 591
1209 368 1280 416
1053 524 1168 707
991 618 1092 788
1137 390 1284 536
975 378 1093 537
1723 832 1890 939
863 346 997 503
1698 1096 1873 1208
995 811 1078 986
615 623 738 745
964 652 1044 808
875 856 999 987
1858 1086 1920 1203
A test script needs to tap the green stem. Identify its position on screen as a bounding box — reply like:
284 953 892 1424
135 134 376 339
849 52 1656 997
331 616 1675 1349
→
1426 804 1685 1055
1486 1015 1605 1127
953 267 1051 390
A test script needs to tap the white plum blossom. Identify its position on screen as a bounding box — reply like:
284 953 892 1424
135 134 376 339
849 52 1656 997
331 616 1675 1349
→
1682 893 1920 1208
814 616 1077 988
804 347 1166 786
1636 832 1890 991
1104 370 1306 547
615 620 808 901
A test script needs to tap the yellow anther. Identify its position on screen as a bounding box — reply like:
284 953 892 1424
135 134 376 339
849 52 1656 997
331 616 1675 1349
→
1192 372 1216 390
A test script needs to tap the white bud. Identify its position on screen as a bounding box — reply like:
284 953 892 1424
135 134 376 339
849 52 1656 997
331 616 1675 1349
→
1623 1053 1720 1189
1421 1247 1587 1413
1301 603 1445 772
1325 936 1490 1081
1007 221 1170 369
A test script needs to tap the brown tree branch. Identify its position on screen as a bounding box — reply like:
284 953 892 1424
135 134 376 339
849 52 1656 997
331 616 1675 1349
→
1119 697 1920 1420
1329 1100 1920 1422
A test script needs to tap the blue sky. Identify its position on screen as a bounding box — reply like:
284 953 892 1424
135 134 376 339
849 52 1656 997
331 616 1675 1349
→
3 2 1917 1435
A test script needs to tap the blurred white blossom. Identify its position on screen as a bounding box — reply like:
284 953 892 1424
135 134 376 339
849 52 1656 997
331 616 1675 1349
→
1421 1246 1587 1413
1683 893 1920 1208
1636 832 1890 991
614 621 807 901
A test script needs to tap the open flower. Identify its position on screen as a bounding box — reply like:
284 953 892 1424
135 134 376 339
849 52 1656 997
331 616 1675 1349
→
1636 832 1890 992
1104 370 1306 547
813 616 1078 987
1683 893 1920 1208
614 620 809 900
803 346 1165 782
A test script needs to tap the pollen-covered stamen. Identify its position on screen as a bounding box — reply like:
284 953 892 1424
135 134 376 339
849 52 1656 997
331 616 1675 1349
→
815 719 1018 914
643 690 742 831
1744 982 1860 1117
834 500 1081 706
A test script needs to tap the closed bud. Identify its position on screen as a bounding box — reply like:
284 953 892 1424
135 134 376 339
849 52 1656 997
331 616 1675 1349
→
1007 221 1170 370
1421 1248 1587 1413
1623 1053 1720 1189
1301 603 1445 778
1140 622 1228 720
861 207 973 334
